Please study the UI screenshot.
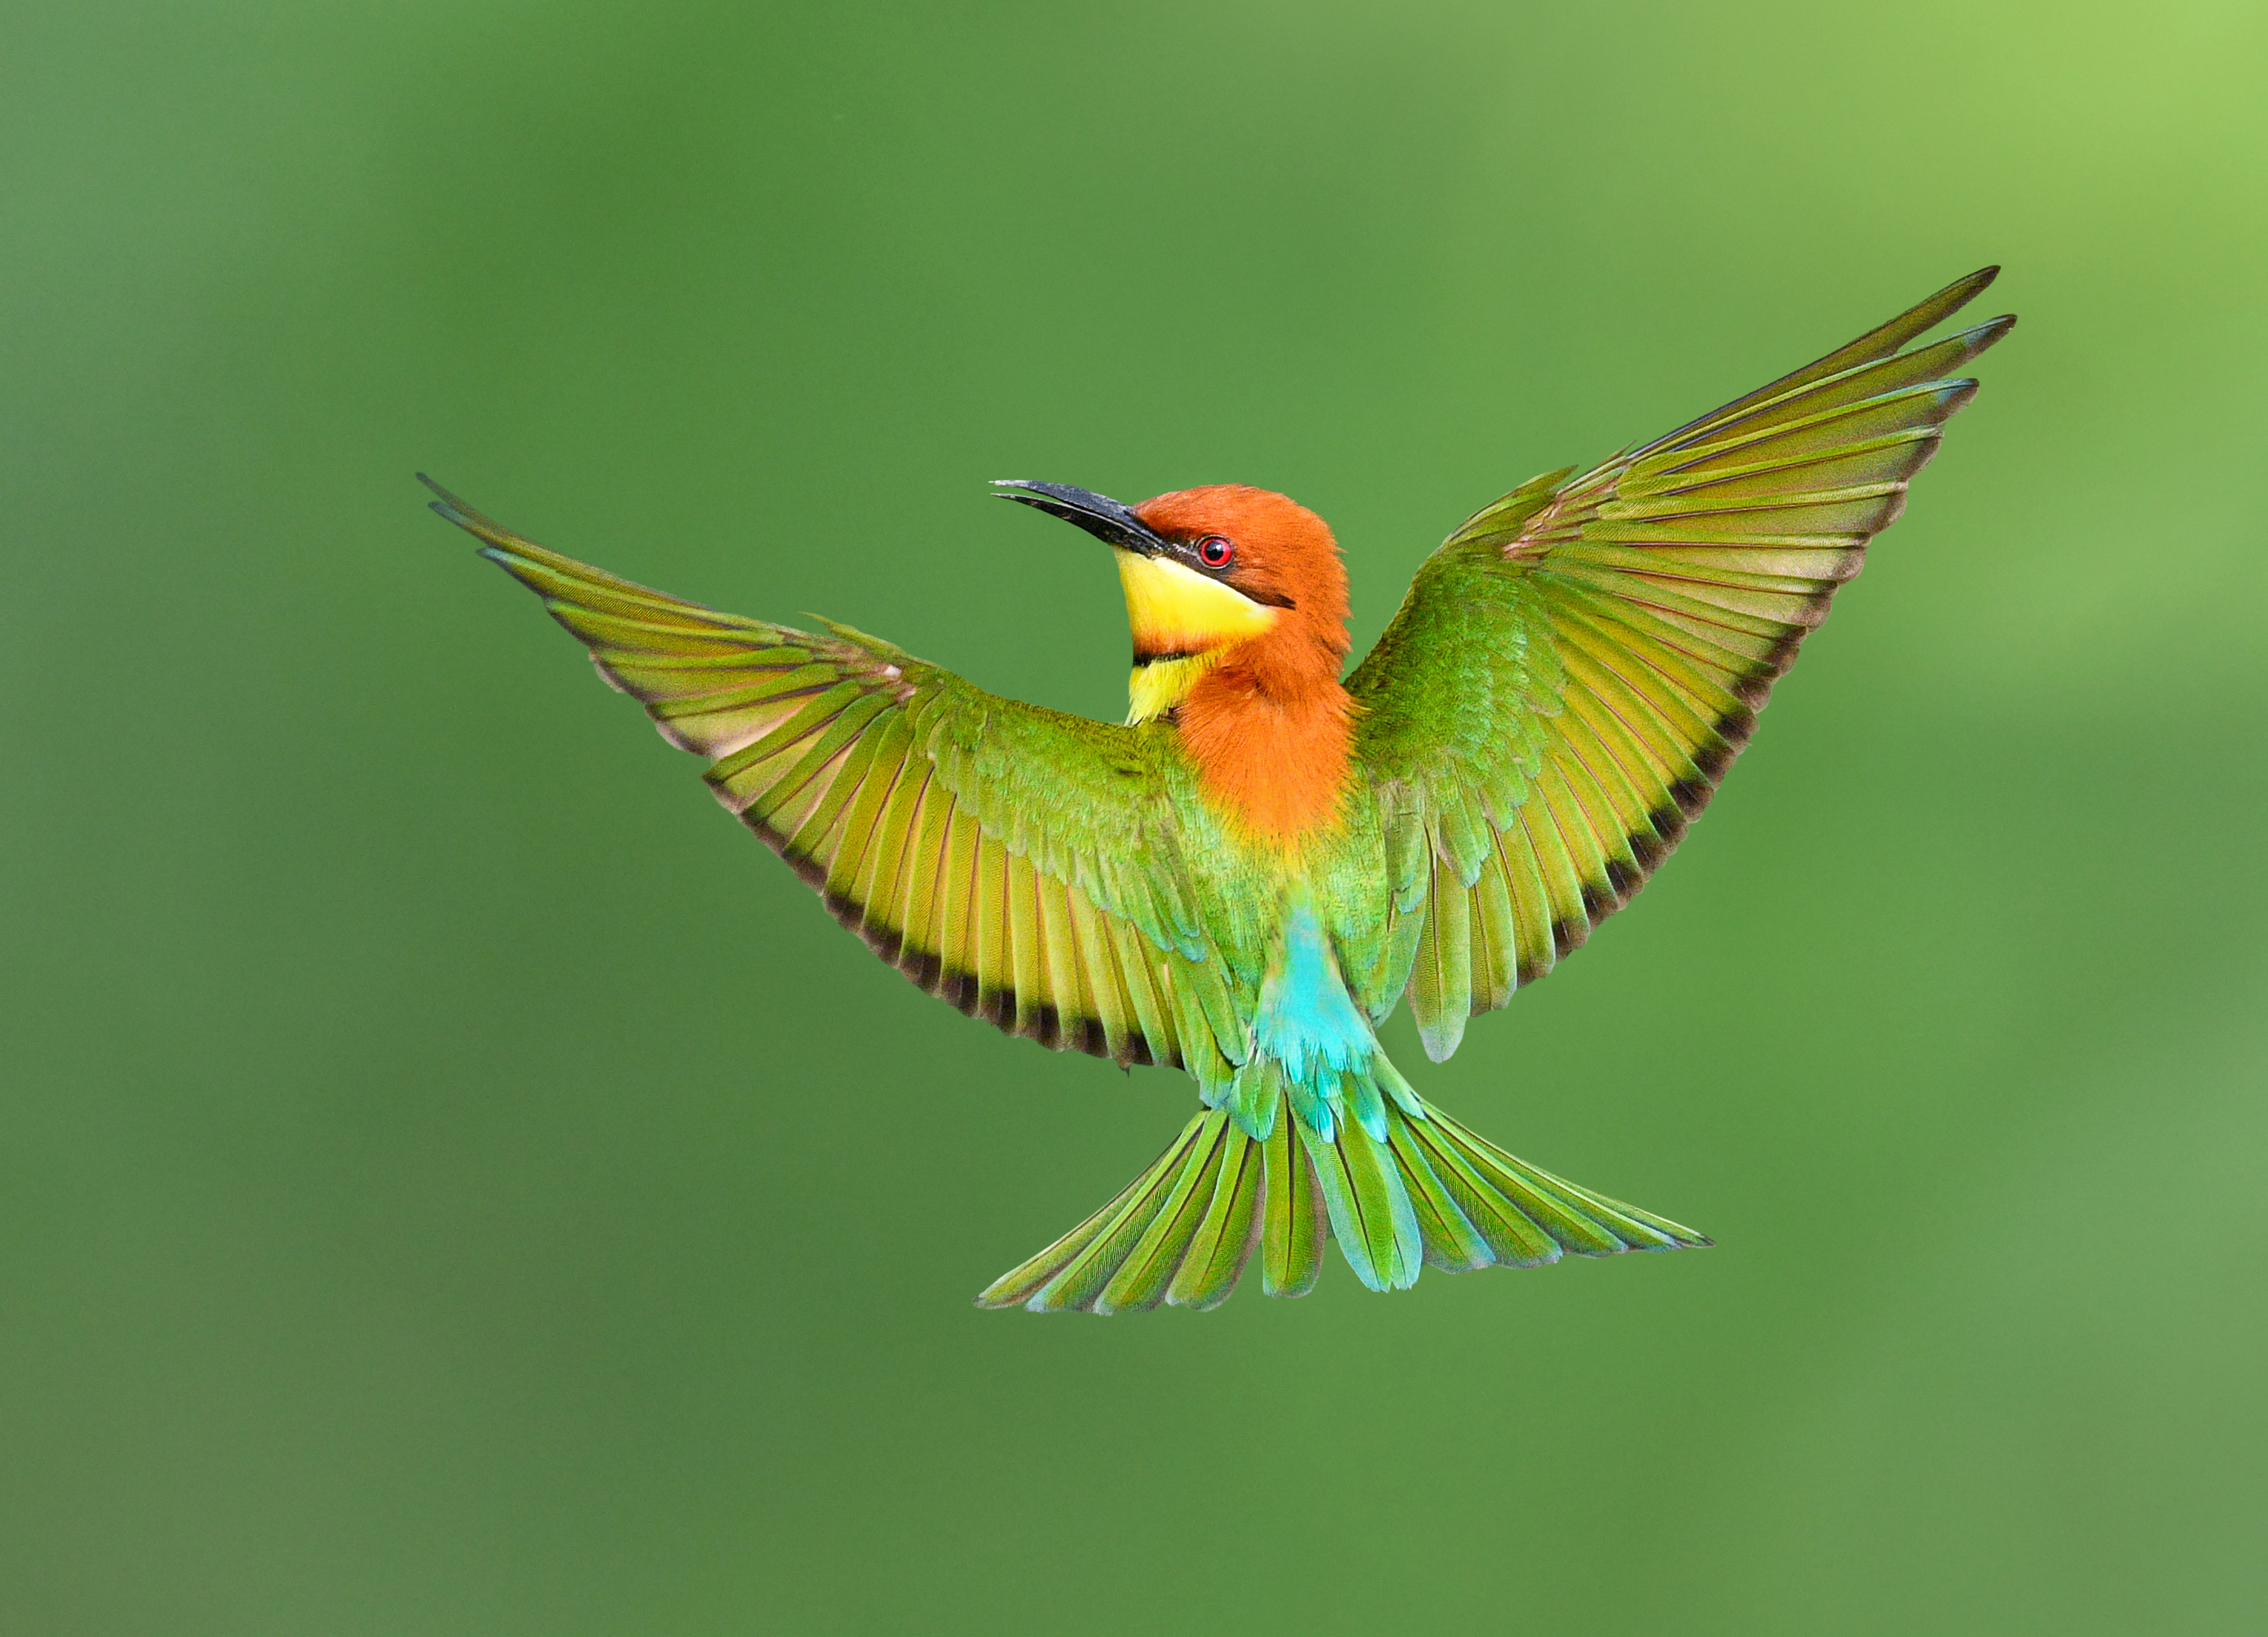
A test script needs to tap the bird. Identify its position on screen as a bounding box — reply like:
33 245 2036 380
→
428 267 2013 1312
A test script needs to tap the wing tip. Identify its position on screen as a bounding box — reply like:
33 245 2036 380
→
421 479 471 531
1915 266 2012 346
420 473 518 548
1930 264 2000 315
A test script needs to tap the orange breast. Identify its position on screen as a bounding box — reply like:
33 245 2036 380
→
1177 663 1355 844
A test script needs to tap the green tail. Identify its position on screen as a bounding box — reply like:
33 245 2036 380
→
975 1100 1710 1314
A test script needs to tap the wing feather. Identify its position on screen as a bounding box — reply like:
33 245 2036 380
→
1351 270 2012 1058
430 480 1233 1076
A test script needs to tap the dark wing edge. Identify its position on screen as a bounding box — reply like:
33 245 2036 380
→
1347 269 2015 1059
425 478 1245 1084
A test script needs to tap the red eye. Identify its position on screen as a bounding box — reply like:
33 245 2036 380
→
1197 536 1234 569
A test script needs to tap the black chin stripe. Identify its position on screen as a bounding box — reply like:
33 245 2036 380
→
1131 649 1207 669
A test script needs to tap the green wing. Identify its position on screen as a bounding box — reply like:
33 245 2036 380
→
1348 268 2015 1060
430 482 1244 1084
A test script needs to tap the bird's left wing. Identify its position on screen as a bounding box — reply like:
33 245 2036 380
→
428 482 1245 1083
1347 269 2013 1060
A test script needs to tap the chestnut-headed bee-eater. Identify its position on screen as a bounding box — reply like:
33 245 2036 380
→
430 268 2012 1312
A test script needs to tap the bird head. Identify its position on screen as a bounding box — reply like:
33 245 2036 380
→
993 480 1348 725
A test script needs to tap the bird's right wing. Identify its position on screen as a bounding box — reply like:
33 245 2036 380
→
1348 269 2013 1060
429 482 1247 1084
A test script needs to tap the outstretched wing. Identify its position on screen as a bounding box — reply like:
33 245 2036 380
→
1348 268 2015 1060
430 482 1246 1084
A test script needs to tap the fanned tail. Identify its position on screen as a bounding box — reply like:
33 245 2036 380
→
1388 1102 1711 1272
975 1108 1321 1314
976 1085 1709 1313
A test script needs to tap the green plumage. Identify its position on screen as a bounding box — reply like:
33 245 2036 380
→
434 268 2011 1310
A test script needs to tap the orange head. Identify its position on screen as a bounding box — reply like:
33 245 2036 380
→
992 480 1350 725
992 478 1358 842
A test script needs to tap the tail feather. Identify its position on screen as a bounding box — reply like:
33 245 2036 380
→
976 1112 1221 1312
1258 1111 1326 1298
1383 1115 1494 1273
1096 1116 1235 1312
1299 1117 1421 1292
1397 1112 1558 1266
1410 1104 1709 1260
976 1095 1709 1314
1165 1130 1266 1310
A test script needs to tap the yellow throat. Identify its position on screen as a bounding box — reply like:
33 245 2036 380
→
1116 550 1279 725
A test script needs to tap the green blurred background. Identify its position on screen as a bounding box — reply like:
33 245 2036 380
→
6 1 2264 1632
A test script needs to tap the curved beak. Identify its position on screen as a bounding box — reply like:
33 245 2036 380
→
990 480 1168 557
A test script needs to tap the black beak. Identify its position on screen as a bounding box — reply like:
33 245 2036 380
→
990 480 1168 556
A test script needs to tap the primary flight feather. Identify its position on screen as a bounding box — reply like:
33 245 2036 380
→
430 268 2013 1312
